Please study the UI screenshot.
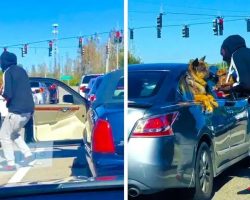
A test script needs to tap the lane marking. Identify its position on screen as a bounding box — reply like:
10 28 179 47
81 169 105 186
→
6 144 80 184
7 160 36 183
7 147 46 184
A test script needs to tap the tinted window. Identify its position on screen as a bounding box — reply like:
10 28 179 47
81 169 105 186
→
128 71 166 99
177 76 194 101
30 82 39 87
95 77 103 89
113 77 124 99
82 75 100 84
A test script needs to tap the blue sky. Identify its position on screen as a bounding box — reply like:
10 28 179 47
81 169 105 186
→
129 0 250 64
0 0 123 72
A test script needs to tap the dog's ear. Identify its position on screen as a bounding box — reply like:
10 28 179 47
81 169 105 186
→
200 56 206 62
192 58 199 67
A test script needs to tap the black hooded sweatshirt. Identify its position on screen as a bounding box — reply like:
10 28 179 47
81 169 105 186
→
221 35 250 89
1 51 34 114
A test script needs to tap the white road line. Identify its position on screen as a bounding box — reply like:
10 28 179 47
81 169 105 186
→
7 147 47 184
7 160 36 183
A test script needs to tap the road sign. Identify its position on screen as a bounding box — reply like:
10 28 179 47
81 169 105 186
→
60 75 73 81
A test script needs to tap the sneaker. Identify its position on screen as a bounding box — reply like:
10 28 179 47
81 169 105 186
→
3 165 17 171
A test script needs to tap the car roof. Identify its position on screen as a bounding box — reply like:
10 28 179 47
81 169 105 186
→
129 63 188 77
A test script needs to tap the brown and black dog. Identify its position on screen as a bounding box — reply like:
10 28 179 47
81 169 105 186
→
186 57 218 112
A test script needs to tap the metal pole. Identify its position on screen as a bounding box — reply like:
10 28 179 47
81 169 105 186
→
116 42 119 69
52 24 59 78
105 38 110 73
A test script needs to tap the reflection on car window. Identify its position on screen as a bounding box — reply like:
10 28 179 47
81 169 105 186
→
113 77 124 99
178 77 194 101
128 71 166 99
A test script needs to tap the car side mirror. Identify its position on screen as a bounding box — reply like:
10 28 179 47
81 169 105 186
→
63 94 74 103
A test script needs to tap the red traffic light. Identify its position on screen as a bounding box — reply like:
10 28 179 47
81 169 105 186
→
49 40 53 48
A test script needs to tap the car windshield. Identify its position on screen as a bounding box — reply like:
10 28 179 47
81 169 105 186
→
128 71 166 99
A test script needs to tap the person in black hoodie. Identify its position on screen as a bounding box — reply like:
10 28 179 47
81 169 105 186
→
0 51 35 171
220 34 250 96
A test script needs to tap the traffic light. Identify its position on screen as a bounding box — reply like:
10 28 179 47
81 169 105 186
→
49 40 53 57
24 44 28 54
79 37 83 48
81 46 85 56
157 28 161 38
130 29 134 40
156 13 163 38
106 45 109 55
157 13 163 28
21 48 25 57
182 25 189 38
218 17 223 35
213 18 218 35
114 31 122 43
247 19 250 32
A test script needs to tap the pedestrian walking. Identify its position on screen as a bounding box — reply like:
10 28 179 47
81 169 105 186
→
0 51 35 171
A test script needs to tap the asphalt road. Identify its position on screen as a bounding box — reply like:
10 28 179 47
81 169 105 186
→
131 159 250 200
0 143 91 186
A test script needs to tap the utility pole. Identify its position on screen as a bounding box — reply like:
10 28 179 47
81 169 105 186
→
105 38 110 73
116 42 119 70
52 23 59 78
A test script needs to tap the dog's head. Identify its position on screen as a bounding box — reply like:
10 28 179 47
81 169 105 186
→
189 56 209 80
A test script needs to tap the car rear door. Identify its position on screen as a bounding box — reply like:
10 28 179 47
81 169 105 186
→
31 78 87 142
225 98 249 159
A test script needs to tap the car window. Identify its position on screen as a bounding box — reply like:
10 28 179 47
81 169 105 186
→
82 75 100 84
113 77 124 99
30 82 40 87
128 71 166 99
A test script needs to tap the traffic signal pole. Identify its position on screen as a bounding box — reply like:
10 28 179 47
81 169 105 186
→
105 38 110 73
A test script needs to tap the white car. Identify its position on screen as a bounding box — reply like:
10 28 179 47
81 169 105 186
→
30 81 50 104
78 74 102 98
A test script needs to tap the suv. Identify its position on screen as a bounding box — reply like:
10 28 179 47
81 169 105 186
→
78 74 102 98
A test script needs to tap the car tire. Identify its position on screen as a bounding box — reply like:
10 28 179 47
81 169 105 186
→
193 142 213 200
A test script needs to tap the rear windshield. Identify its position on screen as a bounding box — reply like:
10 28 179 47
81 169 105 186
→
95 77 103 89
30 82 39 87
128 71 166 99
82 75 100 84
113 77 124 99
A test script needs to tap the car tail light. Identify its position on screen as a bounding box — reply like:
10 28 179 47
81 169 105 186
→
49 84 56 90
131 112 178 137
88 94 96 102
92 119 115 153
80 86 86 92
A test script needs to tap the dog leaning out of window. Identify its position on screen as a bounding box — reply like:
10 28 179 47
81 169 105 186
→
186 56 218 113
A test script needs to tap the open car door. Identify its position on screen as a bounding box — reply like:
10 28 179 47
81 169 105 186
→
30 78 87 142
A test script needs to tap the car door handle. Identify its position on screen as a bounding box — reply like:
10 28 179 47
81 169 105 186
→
227 110 234 114
60 107 71 112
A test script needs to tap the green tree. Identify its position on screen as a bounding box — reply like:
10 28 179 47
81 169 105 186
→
128 52 141 64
